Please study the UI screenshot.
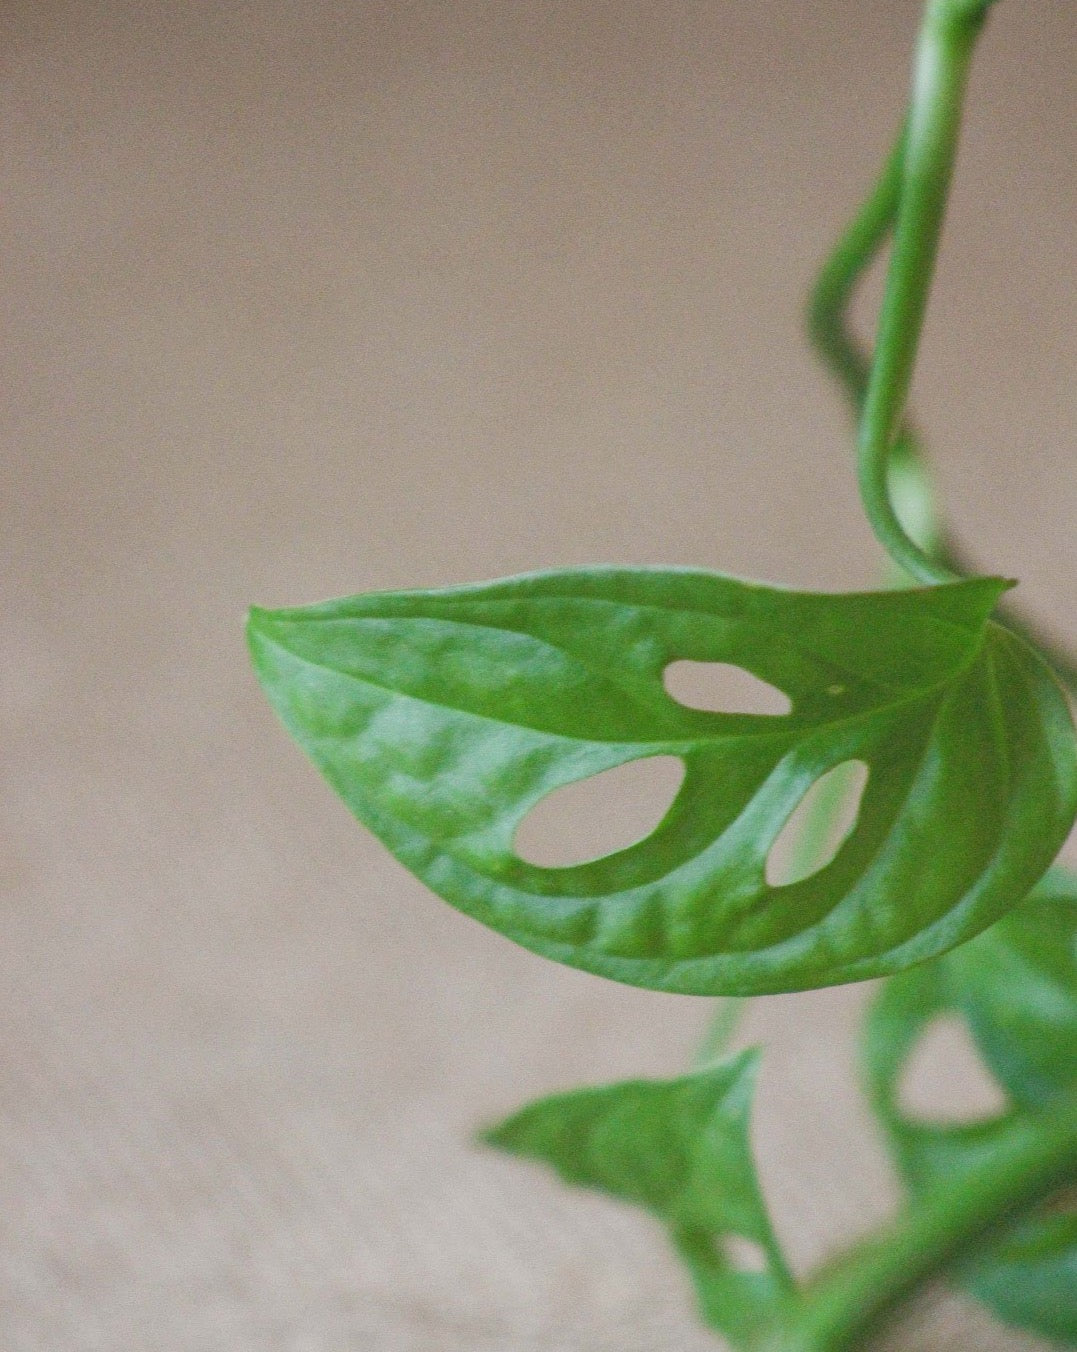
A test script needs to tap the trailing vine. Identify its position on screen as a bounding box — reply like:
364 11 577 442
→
249 0 1077 1345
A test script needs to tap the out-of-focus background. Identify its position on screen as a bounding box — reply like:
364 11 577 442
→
3 2 1075 1348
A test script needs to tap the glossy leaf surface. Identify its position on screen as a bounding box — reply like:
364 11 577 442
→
864 870 1077 1346
484 1051 792 1349
248 566 1077 995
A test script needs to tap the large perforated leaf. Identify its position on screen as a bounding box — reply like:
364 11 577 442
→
248 566 1076 995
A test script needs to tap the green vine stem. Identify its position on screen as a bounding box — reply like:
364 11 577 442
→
855 0 997 584
762 1 1077 1342
808 52 1077 693
764 1092 1077 1352
809 122 940 559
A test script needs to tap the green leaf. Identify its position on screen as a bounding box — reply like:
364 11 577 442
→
863 871 1077 1346
247 566 1077 995
941 869 1077 1111
483 1050 793 1348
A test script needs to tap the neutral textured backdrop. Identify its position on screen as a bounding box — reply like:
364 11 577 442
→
4 1 1075 1348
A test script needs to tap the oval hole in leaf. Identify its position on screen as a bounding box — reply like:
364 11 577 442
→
899 1014 1008 1123
663 661 791 716
765 760 869 887
514 756 685 868
719 1234 770 1274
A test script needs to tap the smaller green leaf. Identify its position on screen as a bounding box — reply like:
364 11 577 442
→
483 1050 794 1349
863 871 1077 1346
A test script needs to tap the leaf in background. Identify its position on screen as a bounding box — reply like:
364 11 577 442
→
863 870 1077 1346
483 1050 793 1349
247 566 1077 995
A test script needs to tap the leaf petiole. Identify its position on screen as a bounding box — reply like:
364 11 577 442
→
809 120 1077 696
809 124 1077 698
855 0 996 584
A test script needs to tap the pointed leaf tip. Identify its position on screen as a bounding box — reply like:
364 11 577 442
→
482 1050 790 1348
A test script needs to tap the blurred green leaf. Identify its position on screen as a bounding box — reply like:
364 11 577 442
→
863 871 1077 1345
483 1050 793 1348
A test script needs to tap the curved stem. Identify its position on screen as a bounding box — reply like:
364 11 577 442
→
694 996 745 1068
808 124 941 561
808 12 1077 692
808 129 904 432
764 1092 1077 1352
809 137 1077 693
856 0 995 583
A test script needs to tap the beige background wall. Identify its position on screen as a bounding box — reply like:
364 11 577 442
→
4 2 1075 1348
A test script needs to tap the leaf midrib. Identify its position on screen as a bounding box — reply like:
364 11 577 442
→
252 618 985 751
266 593 988 701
